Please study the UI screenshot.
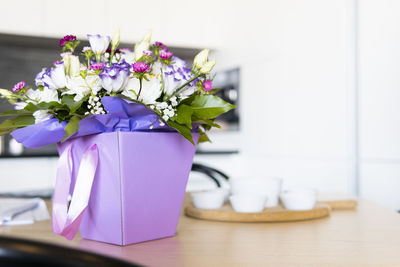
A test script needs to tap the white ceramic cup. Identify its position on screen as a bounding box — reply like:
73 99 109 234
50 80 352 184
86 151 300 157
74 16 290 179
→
191 190 226 209
229 194 267 213
280 188 317 211
229 177 283 207
217 188 230 203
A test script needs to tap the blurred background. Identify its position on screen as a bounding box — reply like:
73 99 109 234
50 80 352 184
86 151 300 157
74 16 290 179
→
0 0 399 210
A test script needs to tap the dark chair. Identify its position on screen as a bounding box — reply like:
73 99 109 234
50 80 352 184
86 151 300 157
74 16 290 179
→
191 163 229 188
0 236 142 267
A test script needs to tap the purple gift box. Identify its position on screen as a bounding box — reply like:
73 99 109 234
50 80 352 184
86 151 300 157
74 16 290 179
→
57 131 198 245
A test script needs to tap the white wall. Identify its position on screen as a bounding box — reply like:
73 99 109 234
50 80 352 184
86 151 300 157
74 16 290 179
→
203 0 354 195
0 0 399 209
358 0 400 210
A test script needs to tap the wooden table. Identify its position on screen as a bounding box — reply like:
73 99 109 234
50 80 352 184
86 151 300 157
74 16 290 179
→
0 196 400 267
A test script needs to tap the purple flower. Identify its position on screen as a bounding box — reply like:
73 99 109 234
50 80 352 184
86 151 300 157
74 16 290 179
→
155 41 167 50
12 81 25 92
159 50 173 60
35 68 47 86
53 61 61 65
90 62 105 70
82 46 92 52
99 61 130 93
132 62 151 73
41 63 67 90
163 56 197 95
203 80 213 91
59 35 76 47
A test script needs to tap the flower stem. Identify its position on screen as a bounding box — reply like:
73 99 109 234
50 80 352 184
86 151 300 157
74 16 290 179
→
166 74 201 101
137 77 143 100
109 48 115 65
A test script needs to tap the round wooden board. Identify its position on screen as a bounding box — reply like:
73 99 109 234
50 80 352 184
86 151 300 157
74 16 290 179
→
185 203 331 223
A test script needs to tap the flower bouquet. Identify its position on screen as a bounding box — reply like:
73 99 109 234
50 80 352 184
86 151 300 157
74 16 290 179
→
0 31 234 245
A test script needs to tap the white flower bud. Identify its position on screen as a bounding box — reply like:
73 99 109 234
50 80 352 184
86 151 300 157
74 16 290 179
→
63 54 80 76
87 34 111 55
0 89 14 100
199 59 216 74
193 49 209 71
111 29 120 52
134 30 152 61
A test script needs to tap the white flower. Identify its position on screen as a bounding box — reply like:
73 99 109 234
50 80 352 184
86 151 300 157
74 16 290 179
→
63 54 80 76
65 72 102 101
160 102 168 109
122 76 162 105
179 86 196 97
41 63 67 90
99 63 130 93
25 88 59 103
65 76 89 101
87 34 111 54
120 49 135 64
33 110 53 124
170 96 178 106
151 61 166 76
14 102 27 110
40 87 59 103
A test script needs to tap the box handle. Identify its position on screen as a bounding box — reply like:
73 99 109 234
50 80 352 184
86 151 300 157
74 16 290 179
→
52 144 99 240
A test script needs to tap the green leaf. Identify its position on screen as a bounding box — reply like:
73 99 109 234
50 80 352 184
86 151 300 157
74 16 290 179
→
193 118 221 129
174 104 193 129
0 115 35 130
23 103 39 112
190 95 235 120
62 115 81 142
0 109 32 117
198 131 211 143
167 120 194 145
0 128 17 135
61 95 87 114
178 95 195 106
207 88 221 95
36 101 63 110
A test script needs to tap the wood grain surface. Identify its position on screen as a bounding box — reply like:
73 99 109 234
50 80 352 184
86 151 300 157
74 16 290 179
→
0 195 399 267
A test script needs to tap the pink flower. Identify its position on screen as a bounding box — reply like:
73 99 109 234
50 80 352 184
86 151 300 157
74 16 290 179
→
132 62 151 73
143 50 153 56
155 41 167 50
159 50 173 60
59 35 76 47
202 80 213 91
53 61 61 65
90 62 105 70
12 81 26 92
